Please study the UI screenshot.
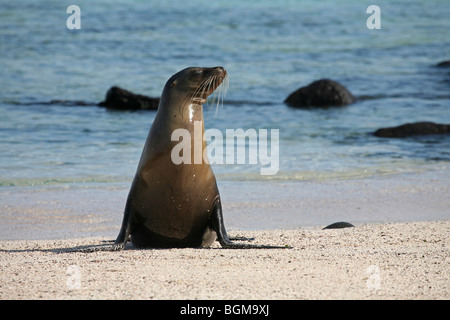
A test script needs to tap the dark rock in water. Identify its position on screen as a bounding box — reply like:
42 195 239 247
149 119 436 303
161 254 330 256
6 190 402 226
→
436 60 450 67
323 222 355 230
98 86 160 110
285 79 355 108
373 122 450 138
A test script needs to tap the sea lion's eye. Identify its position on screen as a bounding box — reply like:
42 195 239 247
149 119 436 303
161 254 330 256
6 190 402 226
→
193 70 203 76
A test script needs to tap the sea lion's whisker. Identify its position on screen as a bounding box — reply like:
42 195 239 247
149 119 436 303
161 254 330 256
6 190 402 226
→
201 76 214 98
191 71 228 118
214 73 228 117
206 75 221 118
203 76 216 118
214 76 221 117
191 77 211 104
193 75 212 97
199 78 213 107
201 73 227 118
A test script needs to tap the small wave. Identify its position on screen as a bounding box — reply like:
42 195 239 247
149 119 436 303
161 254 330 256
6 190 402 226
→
223 100 279 106
0 176 128 188
215 167 409 183
355 93 450 102
4 99 97 107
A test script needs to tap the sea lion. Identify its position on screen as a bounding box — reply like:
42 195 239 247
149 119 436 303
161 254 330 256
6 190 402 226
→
112 66 286 250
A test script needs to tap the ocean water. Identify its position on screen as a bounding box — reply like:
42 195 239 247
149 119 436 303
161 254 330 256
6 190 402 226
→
0 0 449 238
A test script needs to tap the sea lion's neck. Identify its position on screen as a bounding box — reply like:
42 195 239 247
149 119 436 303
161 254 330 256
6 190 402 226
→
156 98 204 128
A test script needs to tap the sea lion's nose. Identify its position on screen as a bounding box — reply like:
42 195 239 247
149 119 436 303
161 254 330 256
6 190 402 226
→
214 66 226 77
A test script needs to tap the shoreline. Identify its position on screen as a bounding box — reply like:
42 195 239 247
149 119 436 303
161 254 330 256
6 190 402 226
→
0 220 448 300
1 168 449 241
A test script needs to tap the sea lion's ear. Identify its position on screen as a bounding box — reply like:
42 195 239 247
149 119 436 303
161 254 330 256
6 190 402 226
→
170 80 177 88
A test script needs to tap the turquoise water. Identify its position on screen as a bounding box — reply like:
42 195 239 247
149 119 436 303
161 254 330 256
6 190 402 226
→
1 0 450 188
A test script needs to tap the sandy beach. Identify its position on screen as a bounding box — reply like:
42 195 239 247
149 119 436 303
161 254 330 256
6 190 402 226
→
0 220 448 300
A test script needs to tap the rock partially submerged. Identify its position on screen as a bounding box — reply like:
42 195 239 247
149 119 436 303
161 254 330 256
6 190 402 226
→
285 79 355 108
436 60 450 67
323 222 355 230
98 86 159 110
374 122 450 138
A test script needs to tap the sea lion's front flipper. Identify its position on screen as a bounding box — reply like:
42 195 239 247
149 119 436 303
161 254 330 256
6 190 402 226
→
113 201 133 250
209 196 234 247
210 197 290 249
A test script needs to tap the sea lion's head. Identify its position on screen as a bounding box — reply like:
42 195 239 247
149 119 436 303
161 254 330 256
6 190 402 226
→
162 66 228 107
